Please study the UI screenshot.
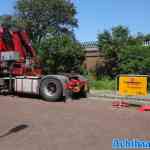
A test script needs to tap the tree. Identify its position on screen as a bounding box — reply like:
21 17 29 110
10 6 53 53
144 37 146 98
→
112 25 129 44
15 0 78 44
97 25 150 78
38 35 85 74
97 26 130 77
14 0 85 74
144 34 150 41
0 15 17 27
119 45 150 74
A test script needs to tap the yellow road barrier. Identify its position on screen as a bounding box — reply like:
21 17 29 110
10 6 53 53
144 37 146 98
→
119 75 148 96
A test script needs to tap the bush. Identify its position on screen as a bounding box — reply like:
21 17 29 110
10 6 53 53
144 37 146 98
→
90 77 115 90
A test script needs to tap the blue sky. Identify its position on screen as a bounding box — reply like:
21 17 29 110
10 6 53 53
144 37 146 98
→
0 0 150 42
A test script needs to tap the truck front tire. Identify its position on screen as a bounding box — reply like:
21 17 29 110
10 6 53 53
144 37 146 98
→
40 78 62 101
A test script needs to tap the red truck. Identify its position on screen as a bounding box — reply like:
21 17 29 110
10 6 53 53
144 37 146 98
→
0 25 88 101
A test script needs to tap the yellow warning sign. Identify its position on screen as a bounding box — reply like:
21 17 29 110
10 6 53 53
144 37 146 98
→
119 75 148 96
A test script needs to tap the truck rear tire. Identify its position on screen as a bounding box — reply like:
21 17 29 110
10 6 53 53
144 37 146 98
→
40 78 62 101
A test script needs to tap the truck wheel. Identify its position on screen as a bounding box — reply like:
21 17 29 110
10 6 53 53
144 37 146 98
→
40 78 62 101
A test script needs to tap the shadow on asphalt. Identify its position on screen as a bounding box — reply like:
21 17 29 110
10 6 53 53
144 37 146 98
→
0 124 29 138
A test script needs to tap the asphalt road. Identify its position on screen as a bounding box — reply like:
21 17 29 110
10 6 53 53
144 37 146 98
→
0 96 150 150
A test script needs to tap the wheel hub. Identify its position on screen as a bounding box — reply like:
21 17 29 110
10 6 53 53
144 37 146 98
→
45 82 57 96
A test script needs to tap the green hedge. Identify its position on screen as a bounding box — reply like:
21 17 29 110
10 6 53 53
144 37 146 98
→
90 77 115 90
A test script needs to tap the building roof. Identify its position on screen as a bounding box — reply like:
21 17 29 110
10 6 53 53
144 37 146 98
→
81 41 98 49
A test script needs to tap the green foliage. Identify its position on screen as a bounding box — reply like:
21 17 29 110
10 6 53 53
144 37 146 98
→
0 15 17 28
38 35 85 73
97 25 150 78
90 77 115 90
119 45 150 74
14 0 84 74
0 16 17 47
97 26 130 77
0 2 84 75
112 25 129 44
15 0 78 43
144 34 150 41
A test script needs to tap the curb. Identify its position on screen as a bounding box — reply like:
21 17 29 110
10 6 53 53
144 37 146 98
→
88 92 150 105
